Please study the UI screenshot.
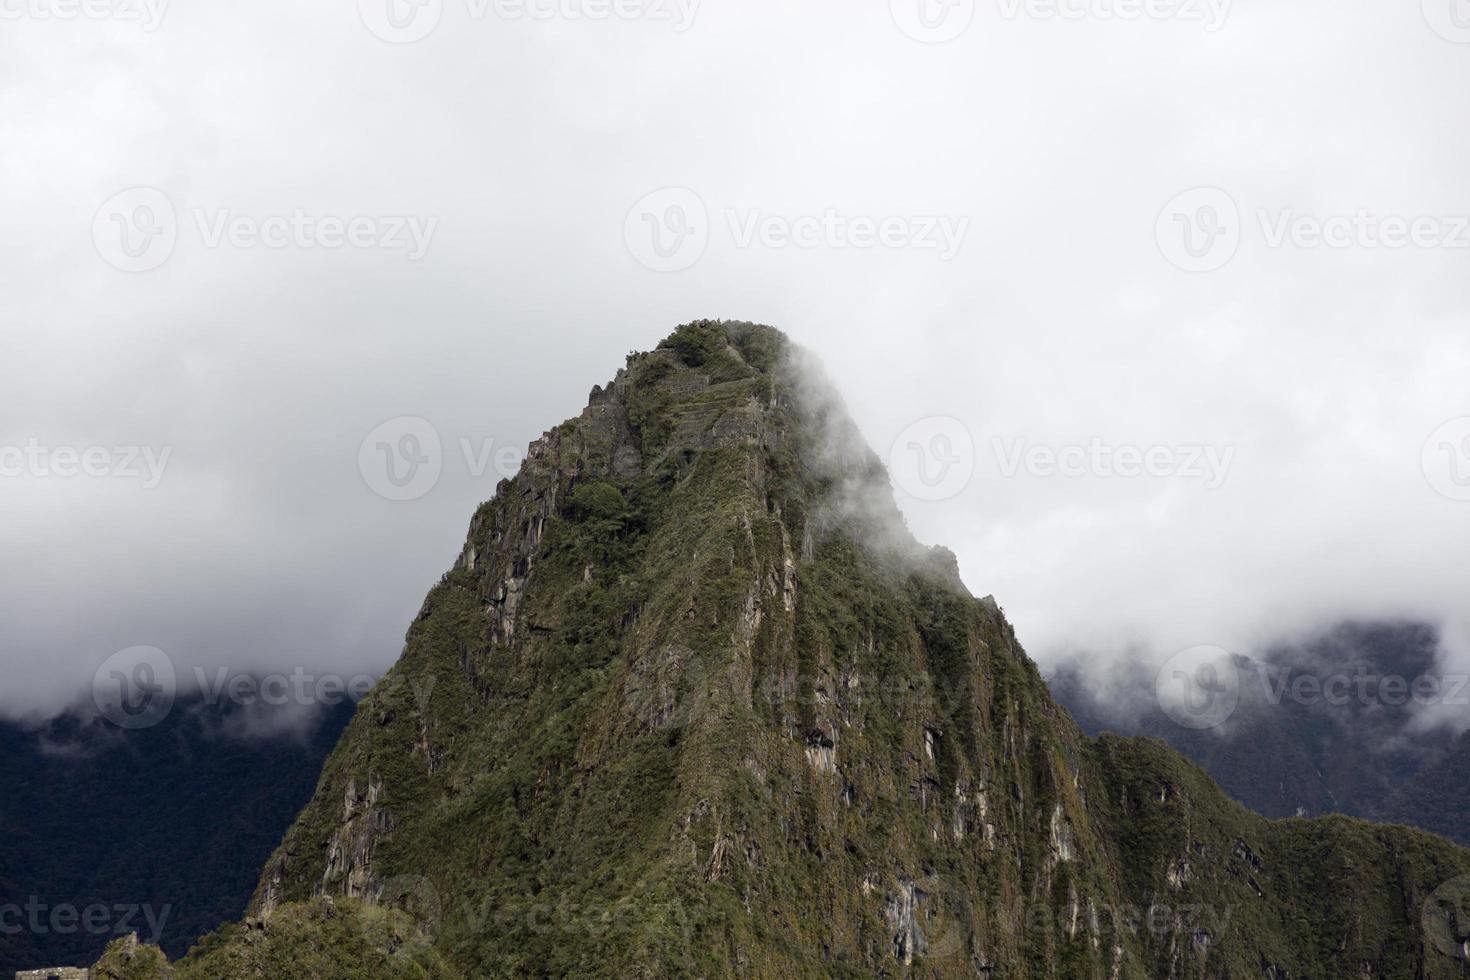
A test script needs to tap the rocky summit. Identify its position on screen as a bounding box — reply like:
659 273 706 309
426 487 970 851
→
96 322 1470 978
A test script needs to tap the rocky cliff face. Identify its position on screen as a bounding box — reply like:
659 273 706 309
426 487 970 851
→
139 322 1470 978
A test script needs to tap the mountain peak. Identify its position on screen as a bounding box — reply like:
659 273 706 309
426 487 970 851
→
106 324 1470 978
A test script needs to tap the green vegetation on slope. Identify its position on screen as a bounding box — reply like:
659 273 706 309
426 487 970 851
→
128 321 1470 979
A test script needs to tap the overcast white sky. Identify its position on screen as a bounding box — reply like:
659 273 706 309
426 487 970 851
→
2 0 1469 722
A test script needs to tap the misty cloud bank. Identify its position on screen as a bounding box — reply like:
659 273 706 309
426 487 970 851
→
2 0 1467 735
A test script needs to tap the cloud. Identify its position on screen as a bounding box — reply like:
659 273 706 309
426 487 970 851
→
1 0 1468 727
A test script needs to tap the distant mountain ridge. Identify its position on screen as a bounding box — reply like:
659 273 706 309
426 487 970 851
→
1049 620 1470 846
0 696 352 975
